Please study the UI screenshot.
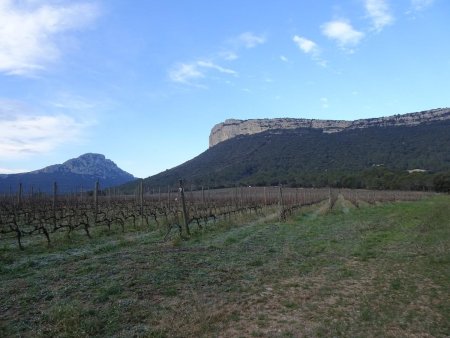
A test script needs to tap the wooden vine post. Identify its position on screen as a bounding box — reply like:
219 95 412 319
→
264 186 267 206
52 182 57 228
158 187 162 208
167 185 171 209
179 179 190 237
328 187 332 210
94 180 99 223
17 182 23 207
140 180 144 226
240 187 243 207
278 184 285 221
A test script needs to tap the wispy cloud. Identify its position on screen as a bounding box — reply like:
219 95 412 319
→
168 63 204 84
219 32 266 61
321 20 364 51
169 60 237 85
0 0 100 76
410 0 434 11
237 32 266 48
320 97 329 109
220 51 239 61
0 100 91 158
169 31 261 86
196 61 238 76
365 0 394 32
280 55 289 63
293 36 319 55
293 35 327 67
50 98 97 111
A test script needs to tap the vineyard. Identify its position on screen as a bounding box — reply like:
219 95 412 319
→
0 180 431 250
1 182 448 337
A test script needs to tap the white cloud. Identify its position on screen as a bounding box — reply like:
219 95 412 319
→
219 32 265 61
237 32 266 48
410 0 434 11
168 63 204 84
196 61 238 76
280 55 289 62
169 31 261 86
365 0 394 32
0 106 90 158
50 98 97 111
220 51 239 61
292 36 327 67
169 61 237 85
293 36 319 55
0 0 99 76
320 97 329 109
321 20 364 49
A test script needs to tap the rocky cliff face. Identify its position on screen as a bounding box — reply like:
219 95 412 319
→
209 108 450 147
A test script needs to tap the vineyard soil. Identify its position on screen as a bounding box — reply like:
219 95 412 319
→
1 196 449 337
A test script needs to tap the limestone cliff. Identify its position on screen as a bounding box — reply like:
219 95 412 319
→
209 108 450 147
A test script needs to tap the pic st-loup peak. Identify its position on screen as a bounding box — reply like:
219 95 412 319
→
209 108 450 147
0 153 135 194
37 153 133 179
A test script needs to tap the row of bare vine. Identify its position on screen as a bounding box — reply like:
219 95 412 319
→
0 184 431 250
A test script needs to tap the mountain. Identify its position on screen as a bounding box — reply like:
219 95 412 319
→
209 108 450 147
122 108 450 192
0 153 136 194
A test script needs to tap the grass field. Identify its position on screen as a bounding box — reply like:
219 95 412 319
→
1 195 449 337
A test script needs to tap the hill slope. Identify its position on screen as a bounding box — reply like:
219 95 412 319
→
131 119 450 190
0 153 136 194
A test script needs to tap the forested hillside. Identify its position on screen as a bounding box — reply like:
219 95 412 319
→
124 120 450 192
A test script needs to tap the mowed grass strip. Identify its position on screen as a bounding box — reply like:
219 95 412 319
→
0 196 449 337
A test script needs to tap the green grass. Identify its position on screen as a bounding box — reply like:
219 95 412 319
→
1 196 449 337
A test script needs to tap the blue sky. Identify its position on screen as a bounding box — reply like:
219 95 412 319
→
0 0 449 178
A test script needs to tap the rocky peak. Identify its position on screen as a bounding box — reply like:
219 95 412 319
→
37 153 134 179
209 108 450 147
63 153 108 175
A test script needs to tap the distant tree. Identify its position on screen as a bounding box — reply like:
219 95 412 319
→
433 172 450 193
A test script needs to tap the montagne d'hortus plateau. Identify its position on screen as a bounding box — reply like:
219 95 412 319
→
123 108 450 192
0 153 136 194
